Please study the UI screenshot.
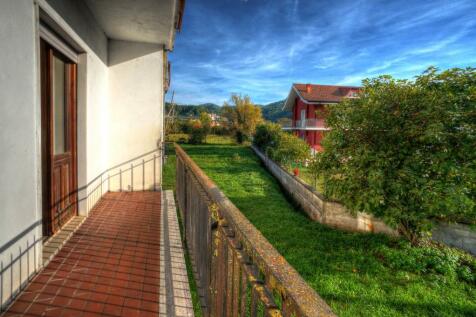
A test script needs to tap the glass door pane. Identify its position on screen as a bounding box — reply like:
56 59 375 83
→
53 56 66 154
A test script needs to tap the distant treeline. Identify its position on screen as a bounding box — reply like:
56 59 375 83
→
165 103 222 118
165 100 291 122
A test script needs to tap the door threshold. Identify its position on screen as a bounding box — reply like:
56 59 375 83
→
42 215 86 267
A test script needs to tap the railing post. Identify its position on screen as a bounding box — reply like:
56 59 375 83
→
119 169 122 192
153 154 157 191
10 253 13 301
142 159 145 191
18 246 22 292
131 163 134 192
1 261 3 312
26 240 30 282
33 235 36 273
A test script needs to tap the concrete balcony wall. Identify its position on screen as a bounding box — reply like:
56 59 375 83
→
107 40 164 191
0 0 170 308
40 0 111 215
0 0 43 308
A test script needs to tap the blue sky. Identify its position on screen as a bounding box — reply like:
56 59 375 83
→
167 0 476 105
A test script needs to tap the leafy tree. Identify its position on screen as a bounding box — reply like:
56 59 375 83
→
223 94 263 143
187 112 212 144
313 67 476 244
270 132 310 168
199 111 212 135
254 122 310 168
254 122 282 151
188 120 205 144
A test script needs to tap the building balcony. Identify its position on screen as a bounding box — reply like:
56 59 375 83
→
0 144 331 317
282 118 330 131
0 149 194 316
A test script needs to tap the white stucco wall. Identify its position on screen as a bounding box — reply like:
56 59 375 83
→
107 40 164 190
36 1 165 208
41 0 110 214
84 53 110 184
0 0 42 307
0 0 166 307
108 40 164 164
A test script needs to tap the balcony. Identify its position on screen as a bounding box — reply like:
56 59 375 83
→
0 144 331 317
0 149 195 317
282 119 329 131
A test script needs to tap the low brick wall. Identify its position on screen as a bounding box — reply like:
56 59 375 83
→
252 145 398 236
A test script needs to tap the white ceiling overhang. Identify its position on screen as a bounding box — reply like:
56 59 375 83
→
84 0 181 50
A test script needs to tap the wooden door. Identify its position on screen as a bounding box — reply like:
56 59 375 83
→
41 40 78 237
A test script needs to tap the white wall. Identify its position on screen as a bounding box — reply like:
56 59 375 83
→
0 0 42 307
108 40 164 165
39 1 166 208
0 1 165 306
0 0 164 302
41 0 110 215
107 40 164 190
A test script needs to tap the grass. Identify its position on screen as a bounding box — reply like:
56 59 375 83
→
176 136 476 317
163 143 176 191
291 165 325 193
165 133 235 145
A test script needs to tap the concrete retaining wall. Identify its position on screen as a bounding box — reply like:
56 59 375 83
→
251 146 397 236
432 223 476 256
252 146 476 256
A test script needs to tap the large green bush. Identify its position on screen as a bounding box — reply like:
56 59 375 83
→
253 122 310 167
314 67 476 243
254 122 282 151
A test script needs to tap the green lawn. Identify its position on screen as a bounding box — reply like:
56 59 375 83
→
163 142 176 191
174 138 475 317
292 165 325 193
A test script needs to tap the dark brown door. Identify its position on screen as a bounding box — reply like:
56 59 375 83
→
40 40 78 237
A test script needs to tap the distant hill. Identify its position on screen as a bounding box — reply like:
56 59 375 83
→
259 100 291 122
166 100 291 122
165 102 221 118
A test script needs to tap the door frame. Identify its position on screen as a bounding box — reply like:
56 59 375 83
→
40 38 78 237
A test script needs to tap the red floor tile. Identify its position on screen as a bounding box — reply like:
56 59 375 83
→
3 192 161 317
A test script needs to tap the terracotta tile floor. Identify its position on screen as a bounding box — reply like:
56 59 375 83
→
3 192 161 317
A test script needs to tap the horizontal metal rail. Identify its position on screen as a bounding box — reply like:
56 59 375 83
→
294 119 328 130
175 144 335 317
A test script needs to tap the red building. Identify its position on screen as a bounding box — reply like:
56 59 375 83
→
282 83 361 152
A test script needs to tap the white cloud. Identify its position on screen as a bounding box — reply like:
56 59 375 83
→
169 0 476 104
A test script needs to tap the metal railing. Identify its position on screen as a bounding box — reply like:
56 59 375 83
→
175 144 335 317
52 147 162 232
294 119 327 130
0 147 162 312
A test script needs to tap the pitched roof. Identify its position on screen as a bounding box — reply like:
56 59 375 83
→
294 84 362 103
282 83 362 111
